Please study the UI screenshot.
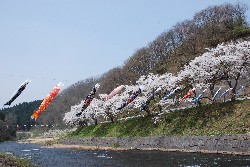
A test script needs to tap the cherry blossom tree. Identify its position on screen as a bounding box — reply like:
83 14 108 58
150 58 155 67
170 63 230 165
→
177 40 250 101
63 101 87 126
84 98 104 125
135 73 180 115
64 39 250 126
215 41 250 101
178 52 220 98
98 92 125 123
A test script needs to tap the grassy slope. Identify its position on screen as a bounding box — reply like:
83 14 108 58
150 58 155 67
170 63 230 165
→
68 99 250 138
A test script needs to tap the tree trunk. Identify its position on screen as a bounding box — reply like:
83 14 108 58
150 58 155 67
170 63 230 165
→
146 109 151 116
93 118 98 125
110 116 114 123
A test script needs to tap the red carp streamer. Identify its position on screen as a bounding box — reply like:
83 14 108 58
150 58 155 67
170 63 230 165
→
180 88 196 102
31 82 64 121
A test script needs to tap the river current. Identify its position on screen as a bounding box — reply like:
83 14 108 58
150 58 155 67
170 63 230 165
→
0 141 250 167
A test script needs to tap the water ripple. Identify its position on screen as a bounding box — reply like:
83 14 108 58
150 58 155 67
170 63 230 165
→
0 142 250 167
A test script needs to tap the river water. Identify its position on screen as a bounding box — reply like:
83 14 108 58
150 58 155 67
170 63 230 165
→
0 141 250 167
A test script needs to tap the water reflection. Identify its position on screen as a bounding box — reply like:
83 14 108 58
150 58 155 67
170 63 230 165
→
0 142 249 167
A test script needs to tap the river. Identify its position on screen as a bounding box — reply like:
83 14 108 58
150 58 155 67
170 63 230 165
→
0 141 250 167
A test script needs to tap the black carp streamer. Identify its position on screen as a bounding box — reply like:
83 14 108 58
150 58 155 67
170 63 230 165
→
4 79 31 106
76 83 100 117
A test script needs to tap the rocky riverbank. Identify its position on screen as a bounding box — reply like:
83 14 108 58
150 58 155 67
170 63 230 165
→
0 153 34 167
18 137 57 145
0 157 17 167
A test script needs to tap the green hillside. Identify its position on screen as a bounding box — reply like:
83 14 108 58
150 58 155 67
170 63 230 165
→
0 100 42 130
68 99 250 137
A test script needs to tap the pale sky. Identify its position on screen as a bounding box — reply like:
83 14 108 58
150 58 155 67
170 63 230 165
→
1 0 250 107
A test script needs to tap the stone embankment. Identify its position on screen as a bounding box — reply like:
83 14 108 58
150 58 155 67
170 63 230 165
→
59 134 250 155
